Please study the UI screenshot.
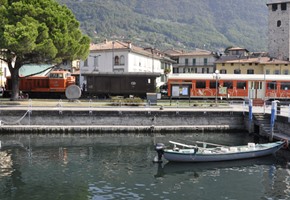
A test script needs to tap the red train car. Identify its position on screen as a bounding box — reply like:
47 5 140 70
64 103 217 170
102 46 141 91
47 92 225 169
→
4 70 75 98
167 74 290 100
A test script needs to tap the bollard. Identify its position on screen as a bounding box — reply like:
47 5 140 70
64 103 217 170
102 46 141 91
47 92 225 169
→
270 101 277 140
248 99 253 133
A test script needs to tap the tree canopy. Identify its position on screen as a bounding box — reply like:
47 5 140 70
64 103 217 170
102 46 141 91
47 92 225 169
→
0 0 90 100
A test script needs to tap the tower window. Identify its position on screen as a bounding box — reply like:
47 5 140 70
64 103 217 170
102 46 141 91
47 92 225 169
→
281 3 287 10
277 20 282 27
272 4 278 11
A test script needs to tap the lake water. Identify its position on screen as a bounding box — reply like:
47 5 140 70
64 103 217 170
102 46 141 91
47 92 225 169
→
0 132 290 200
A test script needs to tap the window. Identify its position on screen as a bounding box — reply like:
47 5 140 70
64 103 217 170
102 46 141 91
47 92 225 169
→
234 69 241 74
274 70 280 74
185 58 189 66
210 81 219 89
114 56 120 65
204 58 208 65
281 3 287 10
277 20 282 27
220 69 227 74
266 69 270 74
161 74 165 82
84 59 88 67
94 56 99 67
237 81 247 89
192 59 196 66
247 69 254 74
196 81 206 89
284 69 289 75
272 4 278 11
281 82 290 90
267 82 277 90
120 55 125 65
223 81 233 89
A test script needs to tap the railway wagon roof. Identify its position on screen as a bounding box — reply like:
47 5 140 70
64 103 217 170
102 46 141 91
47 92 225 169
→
168 74 290 81
82 72 160 77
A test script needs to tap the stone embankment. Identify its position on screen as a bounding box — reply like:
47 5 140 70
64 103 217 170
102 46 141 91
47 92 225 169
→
0 108 245 134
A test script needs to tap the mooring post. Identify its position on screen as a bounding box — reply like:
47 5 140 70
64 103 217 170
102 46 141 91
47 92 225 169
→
270 101 277 141
248 99 253 133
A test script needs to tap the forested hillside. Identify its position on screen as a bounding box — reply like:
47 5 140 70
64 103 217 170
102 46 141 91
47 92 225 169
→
58 0 269 52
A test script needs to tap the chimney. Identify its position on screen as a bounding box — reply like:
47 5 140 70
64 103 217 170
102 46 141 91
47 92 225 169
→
128 42 132 49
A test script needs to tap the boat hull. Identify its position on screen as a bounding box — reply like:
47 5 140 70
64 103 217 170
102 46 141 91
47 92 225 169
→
163 141 284 162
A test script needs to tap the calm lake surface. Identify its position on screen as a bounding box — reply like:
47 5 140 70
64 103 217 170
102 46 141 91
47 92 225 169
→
0 132 290 200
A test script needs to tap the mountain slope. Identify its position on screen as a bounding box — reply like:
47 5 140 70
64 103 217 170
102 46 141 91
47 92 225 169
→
58 0 269 52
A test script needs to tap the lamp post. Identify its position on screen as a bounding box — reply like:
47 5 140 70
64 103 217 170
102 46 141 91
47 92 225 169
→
213 70 220 106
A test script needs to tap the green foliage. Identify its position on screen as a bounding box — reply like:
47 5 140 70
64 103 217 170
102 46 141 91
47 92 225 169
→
110 96 144 106
0 0 90 100
58 0 268 52
0 0 90 64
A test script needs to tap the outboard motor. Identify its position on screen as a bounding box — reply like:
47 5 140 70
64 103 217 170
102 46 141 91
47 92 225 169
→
153 143 165 163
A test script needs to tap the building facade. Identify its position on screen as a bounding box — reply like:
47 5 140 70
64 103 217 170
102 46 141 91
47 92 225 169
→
267 1 290 61
215 56 290 75
80 40 174 88
164 49 217 74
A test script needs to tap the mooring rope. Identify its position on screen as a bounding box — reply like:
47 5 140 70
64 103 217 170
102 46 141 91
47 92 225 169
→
0 110 30 125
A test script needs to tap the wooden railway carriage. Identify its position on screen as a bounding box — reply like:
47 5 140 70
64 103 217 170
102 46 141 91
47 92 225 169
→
4 70 75 98
83 73 160 98
167 74 290 100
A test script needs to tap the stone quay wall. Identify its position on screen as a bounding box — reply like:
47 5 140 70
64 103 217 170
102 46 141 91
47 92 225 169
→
0 110 246 134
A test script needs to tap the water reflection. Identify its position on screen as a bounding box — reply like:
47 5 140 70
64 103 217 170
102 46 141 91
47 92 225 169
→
0 151 13 177
155 156 279 178
0 133 289 200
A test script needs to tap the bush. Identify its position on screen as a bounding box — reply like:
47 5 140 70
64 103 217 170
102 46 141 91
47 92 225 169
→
109 96 144 106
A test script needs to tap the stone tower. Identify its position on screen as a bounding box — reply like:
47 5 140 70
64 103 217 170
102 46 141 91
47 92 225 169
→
267 1 290 61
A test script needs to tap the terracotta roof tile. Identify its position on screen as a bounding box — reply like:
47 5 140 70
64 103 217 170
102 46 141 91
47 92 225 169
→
90 40 161 58
166 49 213 57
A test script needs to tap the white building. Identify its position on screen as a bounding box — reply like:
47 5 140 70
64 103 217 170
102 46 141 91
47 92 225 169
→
0 60 10 88
79 40 174 88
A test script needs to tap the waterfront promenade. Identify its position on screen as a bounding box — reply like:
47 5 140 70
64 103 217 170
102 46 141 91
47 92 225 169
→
0 98 288 116
0 99 289 137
